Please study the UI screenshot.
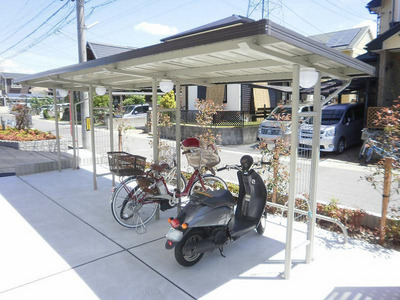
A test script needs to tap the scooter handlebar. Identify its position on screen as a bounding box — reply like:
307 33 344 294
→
217 164 241 172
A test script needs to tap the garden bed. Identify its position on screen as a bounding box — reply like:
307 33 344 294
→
0 128 67 152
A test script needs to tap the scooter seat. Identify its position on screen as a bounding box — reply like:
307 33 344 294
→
199 190 236 208
230 216 258 238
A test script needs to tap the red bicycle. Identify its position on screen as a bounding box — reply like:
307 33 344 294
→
109 138 227 229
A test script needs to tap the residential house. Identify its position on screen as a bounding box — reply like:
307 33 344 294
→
366 0 400 106
0 72 31 107
86 42 134 60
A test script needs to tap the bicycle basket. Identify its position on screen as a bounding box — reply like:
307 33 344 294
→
182 138 220 169
107 152 146 176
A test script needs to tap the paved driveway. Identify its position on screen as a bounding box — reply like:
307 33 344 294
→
1 168 399 299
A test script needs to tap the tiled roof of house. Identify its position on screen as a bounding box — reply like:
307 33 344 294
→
161 15 254 42
86 42 135 59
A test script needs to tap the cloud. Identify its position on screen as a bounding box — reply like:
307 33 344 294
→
0 58 34 73
134 22 178 36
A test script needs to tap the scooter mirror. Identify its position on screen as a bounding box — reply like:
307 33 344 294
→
240 155 253 172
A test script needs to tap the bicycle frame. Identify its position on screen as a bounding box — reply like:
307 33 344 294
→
122 168 208 207
158 168 206 198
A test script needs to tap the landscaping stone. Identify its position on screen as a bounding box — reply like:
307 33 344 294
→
0 138 68 152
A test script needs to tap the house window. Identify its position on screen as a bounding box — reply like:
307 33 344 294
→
197 86 207 100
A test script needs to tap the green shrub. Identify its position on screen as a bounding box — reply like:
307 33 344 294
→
43 109 50 119
123 95 145 106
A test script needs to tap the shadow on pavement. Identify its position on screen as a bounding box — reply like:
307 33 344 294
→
0 168 287 299
324 286 400 300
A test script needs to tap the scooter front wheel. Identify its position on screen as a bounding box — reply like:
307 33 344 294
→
174 229 205 267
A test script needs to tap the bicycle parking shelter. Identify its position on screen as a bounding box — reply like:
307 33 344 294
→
17 19 374 279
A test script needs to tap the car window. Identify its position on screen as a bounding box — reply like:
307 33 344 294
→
321 109 345 125
124 106 133 113
134 107 144 114
143 106 149 113
344 108 355 123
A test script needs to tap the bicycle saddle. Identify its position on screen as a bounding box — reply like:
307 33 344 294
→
150 163 169 172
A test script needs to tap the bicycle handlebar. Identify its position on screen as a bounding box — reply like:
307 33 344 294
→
217 161 271 172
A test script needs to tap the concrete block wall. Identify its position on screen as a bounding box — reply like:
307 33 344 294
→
160 125 259 145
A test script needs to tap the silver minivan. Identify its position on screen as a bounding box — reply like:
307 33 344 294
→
299 103 364 153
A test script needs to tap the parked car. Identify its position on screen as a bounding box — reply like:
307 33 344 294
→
257 104 313 142
299 103 364 154
118 103 150 118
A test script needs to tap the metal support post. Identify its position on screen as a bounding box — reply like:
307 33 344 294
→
109 86 115 187
306 72 321 264
89 85 97 190
175 82 182 211
69 90 77 170
284 64 300 279
152 79 159 219
152 79 159 164
53 88 62 172
76 0 89 149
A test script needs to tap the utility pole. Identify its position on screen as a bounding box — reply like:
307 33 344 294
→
247 0 284 24
76 0 90 148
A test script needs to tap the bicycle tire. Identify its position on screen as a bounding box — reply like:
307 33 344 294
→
111 177 159 228
188 174 228 195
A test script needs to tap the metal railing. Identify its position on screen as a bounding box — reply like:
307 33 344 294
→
158 110 266 127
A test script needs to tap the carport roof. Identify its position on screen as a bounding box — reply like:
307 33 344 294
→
16 19 375 91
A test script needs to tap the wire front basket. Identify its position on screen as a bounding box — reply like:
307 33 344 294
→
107 152 146 176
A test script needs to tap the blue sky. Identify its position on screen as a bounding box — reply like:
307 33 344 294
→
0 0 376 74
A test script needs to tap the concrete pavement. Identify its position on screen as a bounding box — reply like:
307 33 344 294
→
0 145 73 176
0 167 399 299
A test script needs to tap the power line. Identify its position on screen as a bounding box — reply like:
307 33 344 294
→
0 0 72 56
323 0 375 21
0 0 47 36
91 0 162 30
308 0 374 23
1 0 117 61
97 0 197 39
281 2 328 36
0 0 59 43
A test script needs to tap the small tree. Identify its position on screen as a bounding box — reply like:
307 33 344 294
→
158 91 175 109
194 99 224 146
12 104 30 130
122 95 145 106
363 100 400 245
258 109 291 203
364 101 400 200
30 97 53 114
93 94 109 108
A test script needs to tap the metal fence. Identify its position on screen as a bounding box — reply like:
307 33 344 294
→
160 110 261 127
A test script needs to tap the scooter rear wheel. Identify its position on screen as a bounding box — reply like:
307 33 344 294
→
175 229 205 267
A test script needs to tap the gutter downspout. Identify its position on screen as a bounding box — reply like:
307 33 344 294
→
321 79 352 106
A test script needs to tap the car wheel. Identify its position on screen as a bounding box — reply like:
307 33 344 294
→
336 138 345 154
